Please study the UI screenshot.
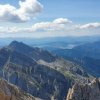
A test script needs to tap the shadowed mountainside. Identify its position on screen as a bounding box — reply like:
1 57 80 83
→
0 41 93 100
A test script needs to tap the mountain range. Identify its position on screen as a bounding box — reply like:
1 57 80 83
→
0 40 99 100
49 41 100 77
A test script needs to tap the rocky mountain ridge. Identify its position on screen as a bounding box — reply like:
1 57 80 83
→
0 41 94 100
50 41 100 77
0 41 71 100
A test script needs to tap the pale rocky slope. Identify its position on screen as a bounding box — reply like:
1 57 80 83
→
67 78 100 100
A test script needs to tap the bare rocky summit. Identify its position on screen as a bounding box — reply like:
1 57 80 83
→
67 78 100 100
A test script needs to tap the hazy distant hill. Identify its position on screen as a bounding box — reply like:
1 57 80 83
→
0 36 100 47
50 41 100 77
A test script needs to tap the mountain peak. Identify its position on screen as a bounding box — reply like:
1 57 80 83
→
8 41 56 62
8 40 34 52
9 41 26 47
9 40 19 44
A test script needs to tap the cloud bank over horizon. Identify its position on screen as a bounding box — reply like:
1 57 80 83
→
0 18 100 38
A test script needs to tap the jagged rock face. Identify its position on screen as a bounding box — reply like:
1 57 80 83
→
0 42 71 100
0 79 38 100
67 78 100 100
38 58 91 84
0 41 92 100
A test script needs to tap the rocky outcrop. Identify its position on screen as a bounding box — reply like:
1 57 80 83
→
38 58 91 84
0 78 40 100
67 78 100 100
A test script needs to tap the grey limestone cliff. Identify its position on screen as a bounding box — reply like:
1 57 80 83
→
67 78 100 100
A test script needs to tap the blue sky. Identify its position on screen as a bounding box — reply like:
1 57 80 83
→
40 0 100 22
0 0 100 38
1 0 100 23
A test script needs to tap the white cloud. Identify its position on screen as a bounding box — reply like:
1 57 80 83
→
31 18 72 31
0 18 71 33
0 18 100 37
0 0 43 23
53 18 72 24
76 23 100 29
